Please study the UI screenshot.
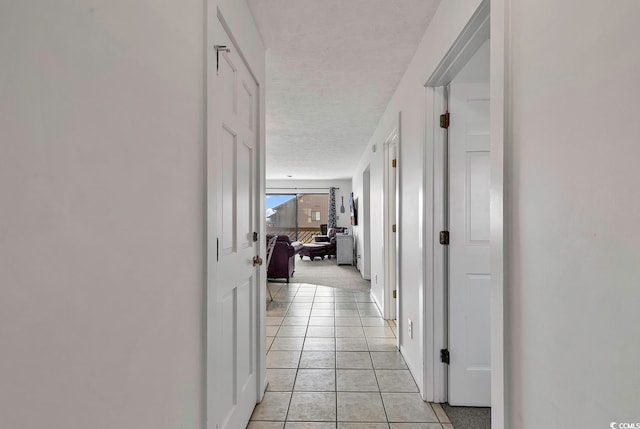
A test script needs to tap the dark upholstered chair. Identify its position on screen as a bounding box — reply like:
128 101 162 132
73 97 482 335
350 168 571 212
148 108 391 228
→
313 227 348 258
267 235 302 282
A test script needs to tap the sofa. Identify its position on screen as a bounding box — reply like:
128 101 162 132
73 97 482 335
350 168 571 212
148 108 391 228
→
313 227 348 258
266 235 302 282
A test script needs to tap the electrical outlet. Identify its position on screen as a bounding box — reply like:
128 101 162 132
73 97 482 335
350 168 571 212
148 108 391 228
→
408 318 413 339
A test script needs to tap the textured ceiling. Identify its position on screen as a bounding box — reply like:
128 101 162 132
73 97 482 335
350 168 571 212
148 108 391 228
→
248 0 441 180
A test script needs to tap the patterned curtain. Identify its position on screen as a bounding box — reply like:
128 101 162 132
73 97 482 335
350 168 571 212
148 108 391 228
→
328 187 337 229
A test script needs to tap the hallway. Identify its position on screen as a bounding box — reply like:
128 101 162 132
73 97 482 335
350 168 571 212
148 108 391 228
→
248 283 453 428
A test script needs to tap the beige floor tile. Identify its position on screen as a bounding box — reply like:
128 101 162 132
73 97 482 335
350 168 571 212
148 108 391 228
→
363 327 395 338
247 421 285 429
335 310 360 317
370 352 408 370
336 369 379 392
335 317 362 326
285 423 336 429
367 338 398 352
313 297 336 303
375 370 419 393
277 325 308 337
389 424 443 429
250 392 292 421
267 369 297 392
334 297 357 303
360 317 387 327
299 351 335 369
313 302 335 309
304 338 335 351
267 350 302 368
267 316 285 325
294 369 336 391
306 326 335 338
271 337 305 351
287 310 312 317
338 424 389 429
308 317 335 326
336 352 373 369
311 310 335 317
283 317 310 326
287 392 336 422
356 304 380 311
337 392 387 422
336 338 369 351
267 325 280 337
335 303 358 309
382 393 438 423
290 301 313 307
335 326 365 337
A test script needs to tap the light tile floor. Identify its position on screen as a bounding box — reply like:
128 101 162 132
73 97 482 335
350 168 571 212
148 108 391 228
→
249 283 454 429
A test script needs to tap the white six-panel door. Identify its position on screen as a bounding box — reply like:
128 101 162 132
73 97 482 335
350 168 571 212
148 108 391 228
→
210 16 260 429
448 81 491 407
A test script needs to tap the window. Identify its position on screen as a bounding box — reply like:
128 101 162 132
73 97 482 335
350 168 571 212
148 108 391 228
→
266 193 328 243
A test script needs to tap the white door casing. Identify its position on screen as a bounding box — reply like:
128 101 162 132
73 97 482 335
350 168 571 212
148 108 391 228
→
384 129 399 322
448 81 491 407
209 16 260 429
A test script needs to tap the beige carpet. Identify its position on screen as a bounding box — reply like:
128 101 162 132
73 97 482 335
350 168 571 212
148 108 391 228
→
273 257 371 292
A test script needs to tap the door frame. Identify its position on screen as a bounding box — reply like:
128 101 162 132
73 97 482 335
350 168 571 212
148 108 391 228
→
206 7 266 428
362 167 372 280
421 0 509 427
383 118 401 323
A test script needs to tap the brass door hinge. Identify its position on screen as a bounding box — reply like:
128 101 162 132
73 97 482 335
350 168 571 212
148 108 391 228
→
440 112 450 129
214 45 230 74
392 224 397 233
440 348 450 364
439 231 449 245
391 159 397 168
393 289 397 299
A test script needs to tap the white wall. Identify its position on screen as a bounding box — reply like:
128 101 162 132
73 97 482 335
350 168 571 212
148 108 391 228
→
266 179 353 230
352 0 483 392
507 0 640 427
352 144 385 307
0 1 264 428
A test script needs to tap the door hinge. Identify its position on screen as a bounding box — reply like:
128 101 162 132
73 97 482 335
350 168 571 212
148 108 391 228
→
393 289 397 299
440 348 450 364
391 159 397 168
439 230 449 245
440 112 450 129
214 45 230 74
217 238 219 261
392 224 397 233
253 231 259 242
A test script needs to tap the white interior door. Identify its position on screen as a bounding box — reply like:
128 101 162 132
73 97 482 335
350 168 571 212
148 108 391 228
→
448 81 491 407
210 17 260 429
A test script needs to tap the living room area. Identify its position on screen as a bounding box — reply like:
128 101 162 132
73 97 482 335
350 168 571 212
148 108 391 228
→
265 179 371 293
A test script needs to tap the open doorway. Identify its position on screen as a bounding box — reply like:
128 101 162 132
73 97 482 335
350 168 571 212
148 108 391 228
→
423 5 492 427
362 167 371 281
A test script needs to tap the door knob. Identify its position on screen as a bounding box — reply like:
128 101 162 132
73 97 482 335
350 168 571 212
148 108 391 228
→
252 255 263 266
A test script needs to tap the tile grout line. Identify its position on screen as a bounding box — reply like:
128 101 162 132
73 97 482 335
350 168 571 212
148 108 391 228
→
281 284 302 424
